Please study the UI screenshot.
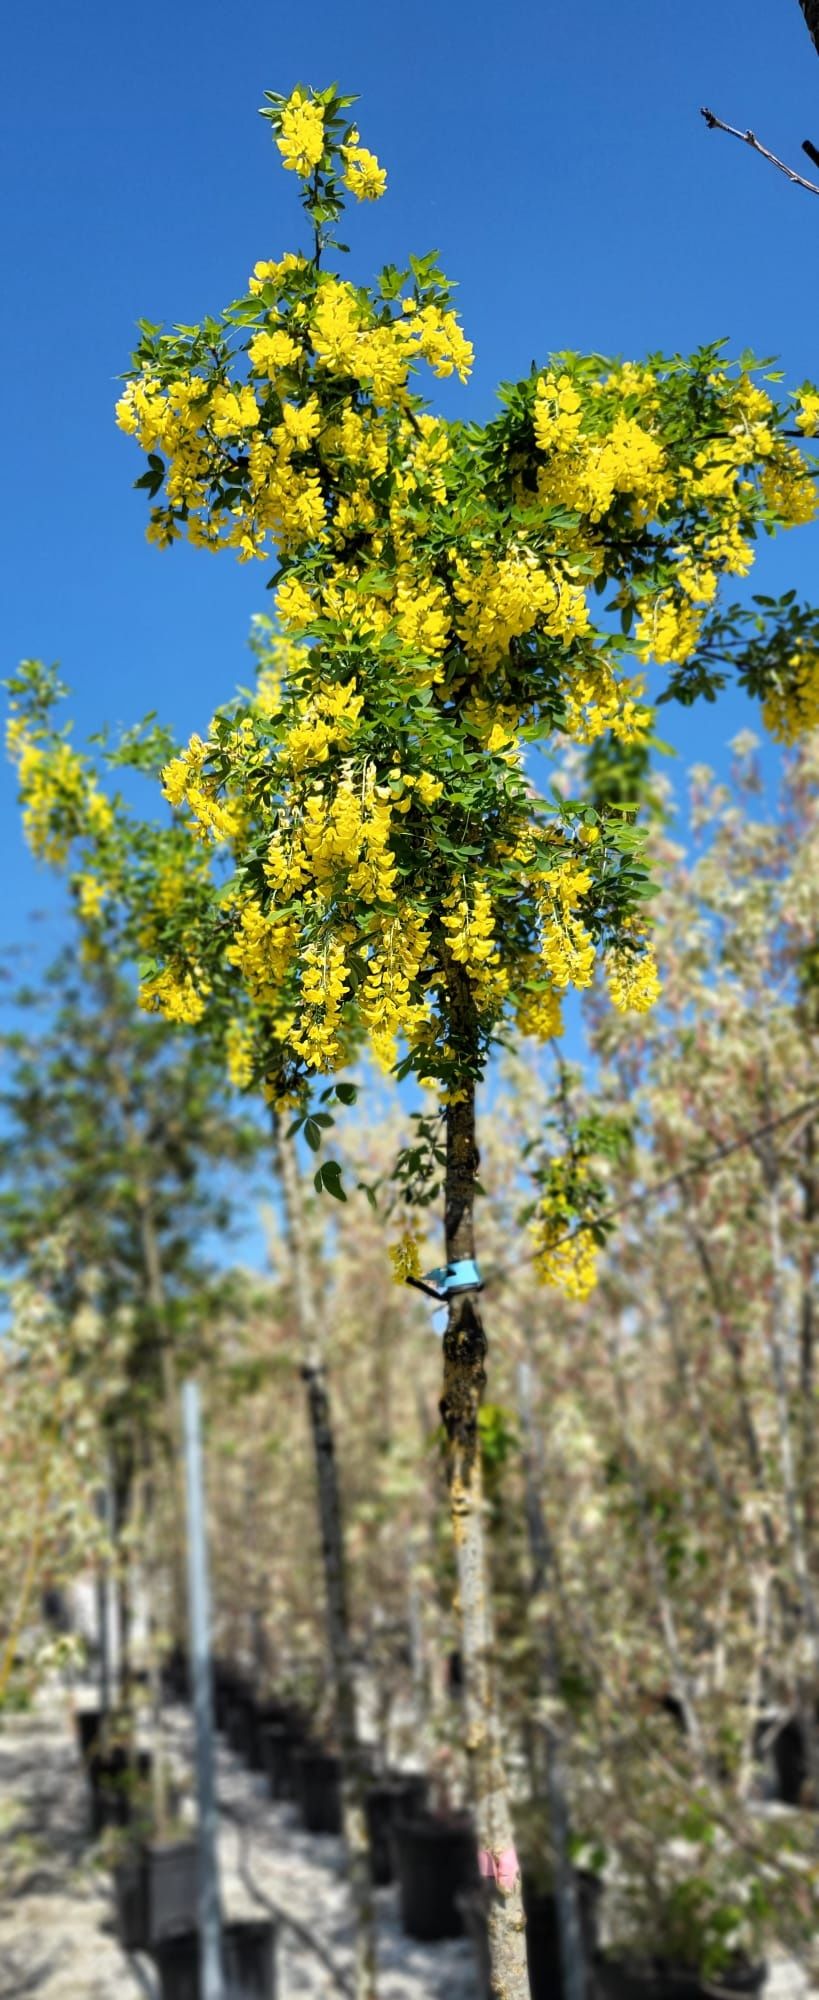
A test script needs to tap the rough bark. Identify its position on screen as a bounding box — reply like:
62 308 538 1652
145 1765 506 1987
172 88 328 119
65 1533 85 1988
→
516 1361 587 2000
274 1118 377 2000
439 972 530 2000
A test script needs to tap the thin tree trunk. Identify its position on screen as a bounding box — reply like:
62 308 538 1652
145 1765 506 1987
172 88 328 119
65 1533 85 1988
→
274 1117 377 2000
0 1479 46 1707
755 1138 819 1805
439 971 529 2000
606 1319 707 1772
137 1196 189 1647
516 1360 586 2000
798 1122 817 1538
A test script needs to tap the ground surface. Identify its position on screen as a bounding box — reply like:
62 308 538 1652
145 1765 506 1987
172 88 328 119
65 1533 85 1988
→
0 1695 477 1998
0 1695 814 1998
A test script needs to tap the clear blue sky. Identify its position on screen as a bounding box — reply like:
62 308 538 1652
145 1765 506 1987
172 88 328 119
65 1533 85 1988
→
2 0 818 956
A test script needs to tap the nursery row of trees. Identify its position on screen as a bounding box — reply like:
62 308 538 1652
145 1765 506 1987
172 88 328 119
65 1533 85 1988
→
3 76 819 2000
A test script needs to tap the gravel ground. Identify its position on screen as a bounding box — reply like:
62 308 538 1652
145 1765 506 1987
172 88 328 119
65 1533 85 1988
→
0 1695 477 1998
0 1695 814 1998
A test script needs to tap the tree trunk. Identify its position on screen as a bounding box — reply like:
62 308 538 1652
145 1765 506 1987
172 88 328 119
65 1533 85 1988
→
606 1319 707 1773
274 1118 378 2000
798 1121 817 1539
439 974 530 2000
516 1361 586 2000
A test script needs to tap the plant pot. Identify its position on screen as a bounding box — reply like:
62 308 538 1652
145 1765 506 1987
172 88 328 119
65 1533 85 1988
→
75 1708 104 1759
162 1646 190 1703
524 1869 602 1998
115 1839 199 1951
458 1870 601 1999
88 1747 152 1836
391 1810 479 1941
293 1747 342 1834
226 1691 257 1764
150 1918 276 1999
365 1773 428 1886
261 1721 306 1802
593 1956 766 2000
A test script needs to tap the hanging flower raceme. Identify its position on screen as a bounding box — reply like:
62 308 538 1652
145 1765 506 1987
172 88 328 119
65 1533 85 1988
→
108 81 819 1099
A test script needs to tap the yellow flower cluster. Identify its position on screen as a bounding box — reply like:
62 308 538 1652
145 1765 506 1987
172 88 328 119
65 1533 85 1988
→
605 945 661 1013
455 547 589 667
761 648 819 744
538 858 596 990
796 388 819 436
514 978 564 1041
139 964 210 1025
389 1229 421 1284
276 88 325 178
635 591 704 668
534 372 670 524
162 736 242 844
341 128 387 201
290 934 349 1070
359 913 431 1069
7 718 113 864
225 1017 255 1090
225 897 296 1008
531 1164 599 1301
562 659 651 745
75 873 106 924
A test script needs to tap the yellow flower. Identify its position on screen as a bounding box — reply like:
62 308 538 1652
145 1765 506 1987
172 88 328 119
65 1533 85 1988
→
140 964 210 1025
389 1229 421 1283
341 130 387 202
276 89 325 178
795 387 819 437
606 946 661 1013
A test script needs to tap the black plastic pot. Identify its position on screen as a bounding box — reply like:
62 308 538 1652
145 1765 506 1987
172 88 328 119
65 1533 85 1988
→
365 1773 428 1886
391 1810 479 1941
88 1747 152 1836
593 1956 766 2000
162 1645 190 1703
114 1839 199 1951
75 1708 104 1759
225 1691 258 1764
261 1721 306 1802
151 1918 276 2000
293 1747 342 1834
524 1869 602 1997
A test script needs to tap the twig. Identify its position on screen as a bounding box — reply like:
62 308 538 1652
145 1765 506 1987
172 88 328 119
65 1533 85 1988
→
483 1091 819 1292
701 106 819 196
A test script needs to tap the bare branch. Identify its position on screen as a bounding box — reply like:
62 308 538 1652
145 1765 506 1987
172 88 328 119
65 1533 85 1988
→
700 105 819 196
799 0 819 60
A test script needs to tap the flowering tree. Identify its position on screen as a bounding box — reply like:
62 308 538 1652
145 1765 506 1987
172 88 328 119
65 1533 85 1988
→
111 79 819 1993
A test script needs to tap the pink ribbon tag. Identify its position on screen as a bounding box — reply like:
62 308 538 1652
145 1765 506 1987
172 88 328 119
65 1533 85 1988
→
478 1844 520 1892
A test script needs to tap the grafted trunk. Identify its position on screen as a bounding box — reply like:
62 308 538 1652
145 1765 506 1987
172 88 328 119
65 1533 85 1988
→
439 974 530 2000
274 1119 377 2000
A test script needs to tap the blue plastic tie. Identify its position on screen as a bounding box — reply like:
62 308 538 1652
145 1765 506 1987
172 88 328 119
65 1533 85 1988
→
409 1259 483 1301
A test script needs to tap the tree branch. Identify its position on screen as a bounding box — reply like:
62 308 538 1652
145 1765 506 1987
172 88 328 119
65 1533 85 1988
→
700 105 819 196
799 0 819 60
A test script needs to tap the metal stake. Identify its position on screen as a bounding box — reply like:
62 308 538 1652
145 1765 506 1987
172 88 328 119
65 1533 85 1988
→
183 1379 224 2000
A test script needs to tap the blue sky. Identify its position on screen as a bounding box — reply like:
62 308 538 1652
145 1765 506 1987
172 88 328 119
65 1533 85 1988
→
1 0 818 964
